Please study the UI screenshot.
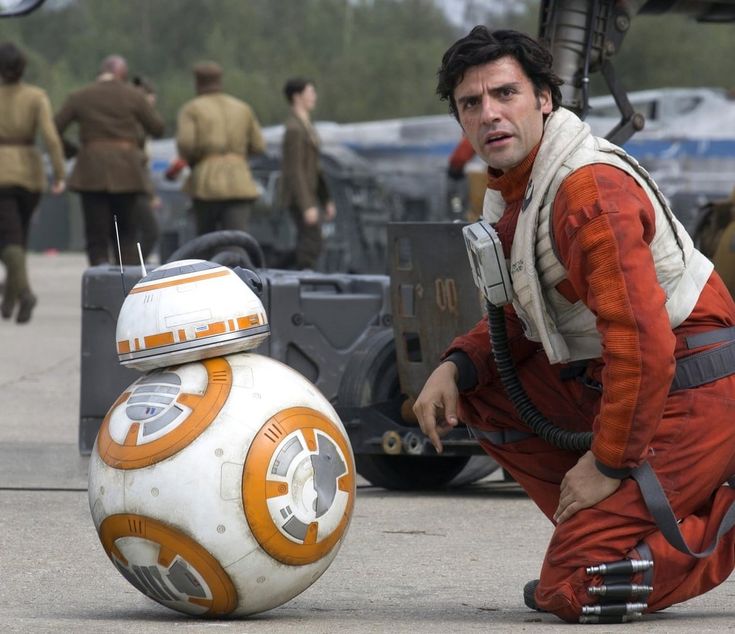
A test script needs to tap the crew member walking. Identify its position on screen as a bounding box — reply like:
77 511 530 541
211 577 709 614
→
0 42 65 323
55 54 164 266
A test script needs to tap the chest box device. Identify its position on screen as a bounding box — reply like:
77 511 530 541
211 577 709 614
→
462 220 513 307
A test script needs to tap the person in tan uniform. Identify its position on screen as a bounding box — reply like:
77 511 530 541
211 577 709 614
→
176 61 265 237
55 54 164 266
0 42 65 324
280 77 335 270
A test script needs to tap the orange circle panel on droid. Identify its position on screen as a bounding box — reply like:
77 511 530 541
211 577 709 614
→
99 514 238 616
242 406 355 566
96 357 232 469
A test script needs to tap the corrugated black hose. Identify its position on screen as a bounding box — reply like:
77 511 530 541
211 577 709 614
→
486 301 593 453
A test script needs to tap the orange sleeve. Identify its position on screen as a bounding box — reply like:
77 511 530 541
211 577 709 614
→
444 305 540 392
552 164 676 472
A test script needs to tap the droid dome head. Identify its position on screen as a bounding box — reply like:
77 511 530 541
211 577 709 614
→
116 259 269 372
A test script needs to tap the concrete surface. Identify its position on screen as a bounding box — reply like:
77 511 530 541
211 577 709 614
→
1 253 734 633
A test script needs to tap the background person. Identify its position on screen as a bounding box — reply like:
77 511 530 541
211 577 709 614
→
280 77 336 270
129 75 161 262
0 41 65 324
414 26 735 623
175 61 265 238
54 54 164 266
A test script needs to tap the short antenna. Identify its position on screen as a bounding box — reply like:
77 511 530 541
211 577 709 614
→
113 214 127 295
137 242 147 278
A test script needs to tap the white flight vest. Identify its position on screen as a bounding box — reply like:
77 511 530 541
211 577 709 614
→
482 108 713 364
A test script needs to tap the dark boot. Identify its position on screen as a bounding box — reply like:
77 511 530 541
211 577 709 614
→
16 289 37 324
523 579 544 612
1 245 25 320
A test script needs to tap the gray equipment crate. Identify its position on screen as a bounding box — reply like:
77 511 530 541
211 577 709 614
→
78 266 392 454
387 221 484 400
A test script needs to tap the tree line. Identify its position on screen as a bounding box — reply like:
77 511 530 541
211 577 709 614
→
0 0 732 135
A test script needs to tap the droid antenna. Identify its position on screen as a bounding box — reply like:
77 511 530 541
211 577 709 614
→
136 242 147 278
112 214 127 296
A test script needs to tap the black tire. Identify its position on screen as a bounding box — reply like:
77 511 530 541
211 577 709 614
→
165 229 265 268
339 330 497 490
210 247 254 269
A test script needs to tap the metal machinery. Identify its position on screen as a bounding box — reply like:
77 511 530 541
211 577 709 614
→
539 0 735 145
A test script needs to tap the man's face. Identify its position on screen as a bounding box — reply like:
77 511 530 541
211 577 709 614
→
298 83 317 112
454 56 552 172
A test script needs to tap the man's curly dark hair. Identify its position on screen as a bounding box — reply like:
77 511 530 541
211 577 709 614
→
436 27 563 121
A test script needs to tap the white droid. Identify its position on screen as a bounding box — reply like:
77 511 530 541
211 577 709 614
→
88 260 356 617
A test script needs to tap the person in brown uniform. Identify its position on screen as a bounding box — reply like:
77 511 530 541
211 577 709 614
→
0 42 65 323
55 54 164 266
175 61 265 237
281 77 335 270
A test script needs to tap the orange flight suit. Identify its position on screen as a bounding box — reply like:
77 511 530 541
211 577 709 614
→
447 148 735 622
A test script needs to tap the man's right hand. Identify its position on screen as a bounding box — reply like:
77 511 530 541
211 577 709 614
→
412 361 460 454
304 206 319 225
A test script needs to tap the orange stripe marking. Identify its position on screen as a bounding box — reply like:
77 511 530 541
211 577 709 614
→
144 332 175 348
265 480 289 498
158 546 176 567
123 422 140 447
302 428 317 452
304 523 318 545
195 321 226 339
117 340 131 354
236 314 261 329
128 270 229 294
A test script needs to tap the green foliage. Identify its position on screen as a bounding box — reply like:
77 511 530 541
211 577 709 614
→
0 0 733 132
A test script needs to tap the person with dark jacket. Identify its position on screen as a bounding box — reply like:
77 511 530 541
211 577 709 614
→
55 55 164 265
0 42 65 323
280 77 335 270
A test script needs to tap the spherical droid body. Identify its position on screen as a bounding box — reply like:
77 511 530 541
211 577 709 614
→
88 260 356 616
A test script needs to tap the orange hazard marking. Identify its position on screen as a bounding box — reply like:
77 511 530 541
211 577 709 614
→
237 314 261 329
96 357 232 469
301 427 317 452
119 314 263 354
123 423 141 447
117 340 131 354
265 480 289 498
144 331 175 348
128 269 229 294
242 406 355 566
99 514 237 616
158 545 177 568
195 321 226 338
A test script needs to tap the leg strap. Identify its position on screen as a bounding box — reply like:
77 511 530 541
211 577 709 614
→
632 461 735 558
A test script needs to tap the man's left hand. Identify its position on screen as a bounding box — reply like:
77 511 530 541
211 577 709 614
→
325 201 336 220
554 451 621 524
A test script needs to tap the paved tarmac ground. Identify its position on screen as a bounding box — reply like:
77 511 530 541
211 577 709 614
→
2 253 735 633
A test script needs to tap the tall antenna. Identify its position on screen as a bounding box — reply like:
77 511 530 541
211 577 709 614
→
137 242 147 278
113 214 127 295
